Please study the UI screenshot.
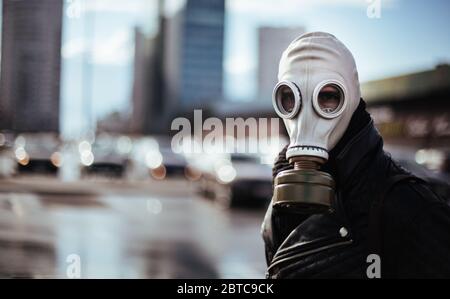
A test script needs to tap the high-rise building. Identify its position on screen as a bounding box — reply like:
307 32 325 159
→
130 28 163 134
258 27 304 103
0 0 63 133
164 0 225 109
129 0 166 135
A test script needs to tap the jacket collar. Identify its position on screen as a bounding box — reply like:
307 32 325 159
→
330 120 383 188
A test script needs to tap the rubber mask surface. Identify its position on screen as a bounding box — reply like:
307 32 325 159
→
273 32 361 161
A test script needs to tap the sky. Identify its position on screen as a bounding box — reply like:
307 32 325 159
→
2 0 450 137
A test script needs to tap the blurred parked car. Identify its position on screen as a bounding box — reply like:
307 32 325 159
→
196 153 272 208
159 147 188 178
80 135 128 179
13 133 61 175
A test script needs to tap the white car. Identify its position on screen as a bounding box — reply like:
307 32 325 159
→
195 153 273 208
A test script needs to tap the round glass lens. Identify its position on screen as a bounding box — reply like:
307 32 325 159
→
317 84 343 114
277 85 296 114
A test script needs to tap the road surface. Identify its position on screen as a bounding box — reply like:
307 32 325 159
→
0 177 267 278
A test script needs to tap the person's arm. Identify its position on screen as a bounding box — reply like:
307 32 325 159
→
261 145 309 265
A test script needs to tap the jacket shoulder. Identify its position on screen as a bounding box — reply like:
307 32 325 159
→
382 181 450 277
383 181 445 225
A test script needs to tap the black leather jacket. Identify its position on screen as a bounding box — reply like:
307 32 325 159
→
262 119 450 278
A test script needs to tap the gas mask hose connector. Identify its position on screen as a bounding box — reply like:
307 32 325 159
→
291 156 324 170
293 160 320 170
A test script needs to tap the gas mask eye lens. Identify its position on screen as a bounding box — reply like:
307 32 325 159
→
313 82 346 119
318 85 342 113
279 86 295 113
273 81 301 119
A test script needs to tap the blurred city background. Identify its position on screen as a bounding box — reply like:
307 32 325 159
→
0 0 449 278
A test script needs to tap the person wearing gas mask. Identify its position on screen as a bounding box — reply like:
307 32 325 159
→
262 32 450 278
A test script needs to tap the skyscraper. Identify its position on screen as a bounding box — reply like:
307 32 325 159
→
129 0 166 135
258 27 304 103
164 0 225 109
130 28 163 134
0 0 63 133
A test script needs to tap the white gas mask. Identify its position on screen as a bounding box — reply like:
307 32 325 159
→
272 32 361 162
271 32 361 214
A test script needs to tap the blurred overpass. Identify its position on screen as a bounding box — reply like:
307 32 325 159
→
362 64 450 149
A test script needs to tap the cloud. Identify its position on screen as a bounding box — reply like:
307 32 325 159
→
70 0 152 14
164 0 187 17
62 29 133 66
62 38 85 59
92 29 133 65
227 0 396 15
224 56 256 74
